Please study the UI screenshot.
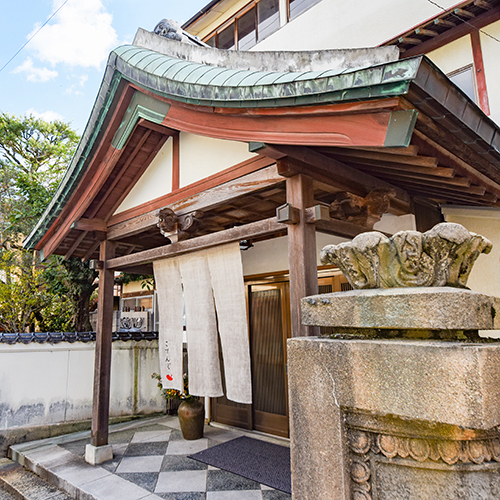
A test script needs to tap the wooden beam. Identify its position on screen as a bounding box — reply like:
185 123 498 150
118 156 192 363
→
270 144 411 207
64 232 88 261
399 36 422 45
474 0 493 9
433 18 456 28
286 175 319 338
91 240 116 448
172 132 180 191
117 264 153 275
454 7 475 18
471 28 491 115
415 28 438 37
89 128 153 218
107 217 284 270
318 147 439 168
107 164 282 240
352 145 419 156
82 239 102 262
345 161 457 179
161 98 397 147
71 218 107 232
304 207 370 238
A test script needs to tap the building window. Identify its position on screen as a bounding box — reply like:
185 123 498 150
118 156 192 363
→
447 65 476 103
218 22 236 50
238 7 257 50
258 0 280 42
288 0 322 20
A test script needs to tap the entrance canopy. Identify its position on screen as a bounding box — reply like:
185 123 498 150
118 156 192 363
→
24 28 500 270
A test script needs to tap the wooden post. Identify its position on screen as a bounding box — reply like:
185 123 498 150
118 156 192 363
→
286 174 319 337
90 240 116 447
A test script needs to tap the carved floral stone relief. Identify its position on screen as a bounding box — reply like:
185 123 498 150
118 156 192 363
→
347 428 500 500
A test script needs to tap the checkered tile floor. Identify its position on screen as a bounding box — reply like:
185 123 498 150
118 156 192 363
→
59 416 291 499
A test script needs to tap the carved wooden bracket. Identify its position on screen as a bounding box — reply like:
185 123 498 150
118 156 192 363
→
157 208 204 242
330 188 396 229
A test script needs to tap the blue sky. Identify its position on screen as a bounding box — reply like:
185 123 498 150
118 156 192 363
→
0 0 209 134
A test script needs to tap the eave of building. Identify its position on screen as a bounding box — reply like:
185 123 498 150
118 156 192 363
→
23 34 500 264
380 0 500 56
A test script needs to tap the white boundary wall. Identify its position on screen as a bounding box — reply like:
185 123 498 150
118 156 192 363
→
0 340 164 431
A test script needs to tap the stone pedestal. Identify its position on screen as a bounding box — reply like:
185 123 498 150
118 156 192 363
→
85 443 113 465
288 288 500 500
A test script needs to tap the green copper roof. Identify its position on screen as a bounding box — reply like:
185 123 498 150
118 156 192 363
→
111 45 421 108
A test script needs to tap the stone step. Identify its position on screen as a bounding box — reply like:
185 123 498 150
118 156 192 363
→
0 485 16 500
0 458 73 500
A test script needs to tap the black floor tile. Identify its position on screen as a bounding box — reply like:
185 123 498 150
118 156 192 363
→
155 493 206 500
168 429 185 441
263 489 292 499
206 469 261 491
124 442 169 456
59 437 90 457
117 472 159 492
161 455 208 472
108 430 136 445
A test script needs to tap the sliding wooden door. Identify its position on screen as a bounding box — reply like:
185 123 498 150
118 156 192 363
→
210 270 349 437
211 279 291 437
249 282 290 437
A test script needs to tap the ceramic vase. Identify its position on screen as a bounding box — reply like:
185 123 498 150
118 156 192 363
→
178 398 204 440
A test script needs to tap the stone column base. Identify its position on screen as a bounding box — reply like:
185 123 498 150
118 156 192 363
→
85 443 113 465
287 337 500 500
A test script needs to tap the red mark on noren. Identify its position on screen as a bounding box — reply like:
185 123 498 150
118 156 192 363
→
166 375 173 381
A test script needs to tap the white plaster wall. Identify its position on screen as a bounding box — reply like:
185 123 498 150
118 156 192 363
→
0 341 164 431
374 213 416 234
479 19 500 126
441 208 500 298
442 207 500 339
114 133 257 216
115 138 173 215
426 35 474 75
252 0 459 51
241 232 348 276
179 133 256 188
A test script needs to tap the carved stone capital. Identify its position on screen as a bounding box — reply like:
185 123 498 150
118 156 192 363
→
320 222 492 289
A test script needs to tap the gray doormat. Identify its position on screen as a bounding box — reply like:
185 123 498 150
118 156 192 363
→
189 436 291 493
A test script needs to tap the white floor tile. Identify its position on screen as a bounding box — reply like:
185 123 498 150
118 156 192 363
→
155 470 207 493
80 474 153 500
165 438 208 455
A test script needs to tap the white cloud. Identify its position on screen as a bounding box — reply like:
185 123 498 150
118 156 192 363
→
12 58 58 82
29 0 118 69
27 108 65 122
65 73 89 95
